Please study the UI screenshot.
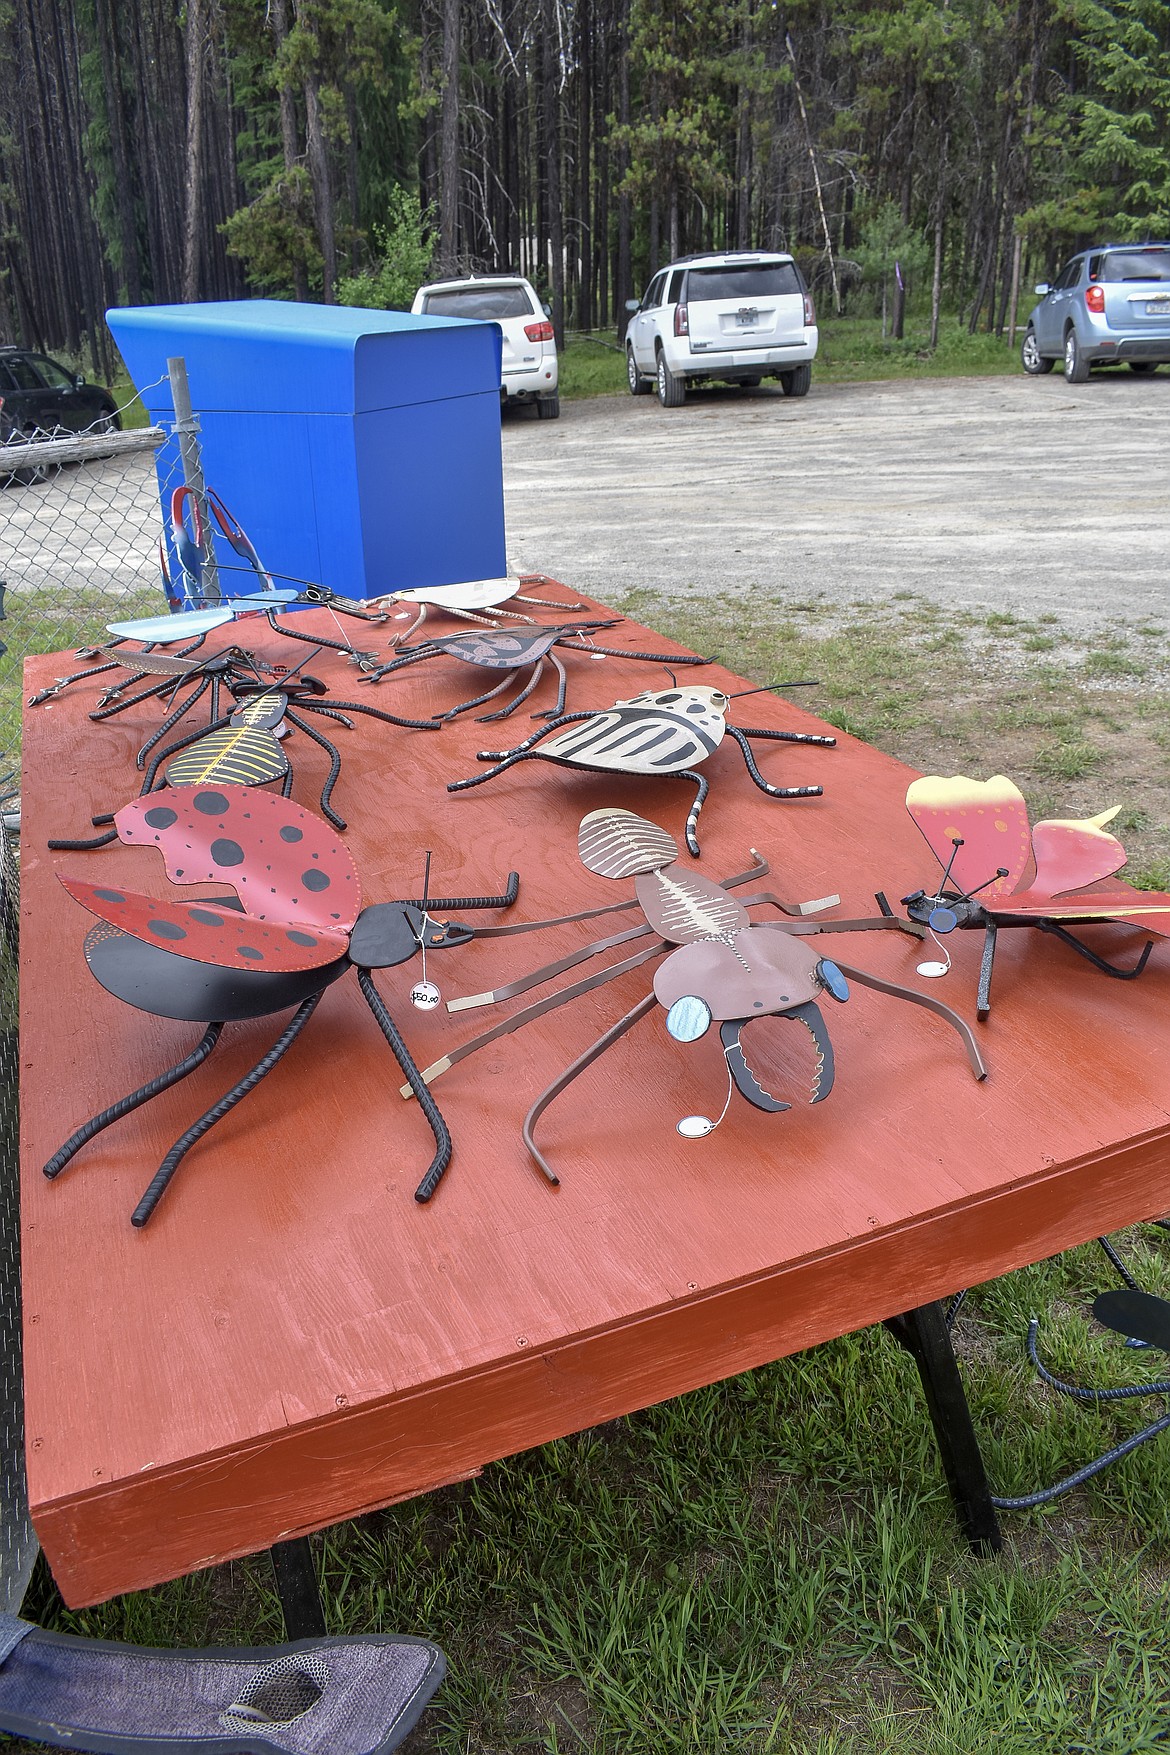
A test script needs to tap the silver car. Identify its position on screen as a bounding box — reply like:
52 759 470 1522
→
1021 244 1170 382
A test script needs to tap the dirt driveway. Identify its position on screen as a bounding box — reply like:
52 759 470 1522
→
500 373 1170 633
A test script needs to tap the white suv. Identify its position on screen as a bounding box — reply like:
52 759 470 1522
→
625 251 817 407
411 275 559 417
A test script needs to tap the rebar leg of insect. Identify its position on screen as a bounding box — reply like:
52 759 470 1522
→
829 959 988 1081
297 696 444 733
524 992 659 1185
725 726 824 805
469 854 772 942
438 672 521 720
446 717 593 793
135 674 211 770
397 871 521 912
283 707 346 830
558 641 709 667
478 662 547 722
1035 920 1155 981
46 826 120 851
531 652 569 720
360 647 434 684
673 768 709 857
976 921 998 1022
356 967 452 1202
89 674 187 721
43 1023 225 1180
738 724 837 749
29 659 123 706
132 995 323 1228
265 608 362 660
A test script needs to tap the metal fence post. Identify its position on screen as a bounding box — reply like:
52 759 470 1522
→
167 355 219 603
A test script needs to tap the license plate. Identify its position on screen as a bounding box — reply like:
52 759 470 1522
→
736 308 757 326
1146 299 1170 315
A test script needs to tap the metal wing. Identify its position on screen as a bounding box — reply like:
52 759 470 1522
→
578 808 679 879
636 867 750 942
112 784 362 931
59 876 350 973
906 773 1031 899
163 726 289 789
1028 807 1128 899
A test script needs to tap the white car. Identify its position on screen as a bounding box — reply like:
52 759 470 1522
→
625 251 818 406
410 275 559 417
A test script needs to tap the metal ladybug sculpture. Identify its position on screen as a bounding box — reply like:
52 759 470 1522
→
46 784 519 1224
901 773 1170 1017
447 682 837 855
363 620 714 722
403 808 986 1185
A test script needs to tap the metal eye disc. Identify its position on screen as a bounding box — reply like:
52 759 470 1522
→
928 906 958 933
816 958 849 1002
666 995 712 1042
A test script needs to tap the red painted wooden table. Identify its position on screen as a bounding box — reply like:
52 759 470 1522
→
18 596 1170 1609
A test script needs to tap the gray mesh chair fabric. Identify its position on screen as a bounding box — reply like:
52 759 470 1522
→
0 1614 446 1753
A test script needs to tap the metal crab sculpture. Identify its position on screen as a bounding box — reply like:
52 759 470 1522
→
46 783 520 1224
363 620 713 722
403 808 987 1184
901 773 1170 1017
447 683 837 855
43 643 441 849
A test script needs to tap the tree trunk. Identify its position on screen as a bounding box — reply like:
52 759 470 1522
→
439 0 461 271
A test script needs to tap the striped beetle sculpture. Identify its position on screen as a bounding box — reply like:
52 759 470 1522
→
447 682 836 855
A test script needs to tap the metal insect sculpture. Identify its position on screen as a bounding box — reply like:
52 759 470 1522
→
46 784 520 1224
403 808 986 1184
447 683 837 855
372 573 585 645
901 773 1170 1017
363 621 713 722
42 644 441 848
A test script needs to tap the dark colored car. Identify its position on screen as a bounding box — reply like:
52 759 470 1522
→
1021 244 1170 382
0 346 120 440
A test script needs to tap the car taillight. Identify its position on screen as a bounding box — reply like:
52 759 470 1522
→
674 304 689 336
803 293 816 325
1085 284 1105 314
524 320 554 342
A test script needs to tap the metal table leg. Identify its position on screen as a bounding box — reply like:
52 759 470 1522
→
884 1300 1002 1554
270 1537 327 1639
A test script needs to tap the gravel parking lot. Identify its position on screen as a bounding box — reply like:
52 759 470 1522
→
501 372 1170 633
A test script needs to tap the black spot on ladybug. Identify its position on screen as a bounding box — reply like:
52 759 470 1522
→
658 692 681 704
93 887 126 905
189 907 227 925
237 946 264 960
279 825 304 843
148 919 187 940
687 702 707 714
302 869 330 892
287 930 317 947
211 838 245 867
193 791 230 815
144 806 178 829
753 1000 763 1008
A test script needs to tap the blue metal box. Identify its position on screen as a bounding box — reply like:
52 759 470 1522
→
106 300 506 603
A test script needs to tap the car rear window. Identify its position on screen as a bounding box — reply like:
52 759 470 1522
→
1099 251 1170 282
423 286 533 318
686 263 801 302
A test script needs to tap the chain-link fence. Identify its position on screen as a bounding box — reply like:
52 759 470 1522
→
0 416 179 1606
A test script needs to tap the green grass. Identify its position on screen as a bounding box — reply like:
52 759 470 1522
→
560 316 1020 399
3 592 1170 1753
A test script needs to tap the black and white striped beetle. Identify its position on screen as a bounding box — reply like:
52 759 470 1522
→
447 683 836 855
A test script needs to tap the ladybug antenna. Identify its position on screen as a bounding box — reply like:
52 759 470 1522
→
662 667 677 687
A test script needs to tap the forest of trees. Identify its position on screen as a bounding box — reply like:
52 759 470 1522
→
2 0 1170 373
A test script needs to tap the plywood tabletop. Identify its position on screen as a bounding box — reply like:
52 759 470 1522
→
18 593 1170 1605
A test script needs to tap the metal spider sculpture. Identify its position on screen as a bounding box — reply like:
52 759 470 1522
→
447 682 837 855
362 620 713 722
46 783 520 1224
372 572 586 646
43 643 441 849
402 807 987 1185
901 773 1170 1017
